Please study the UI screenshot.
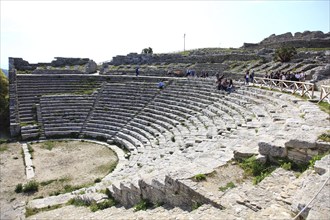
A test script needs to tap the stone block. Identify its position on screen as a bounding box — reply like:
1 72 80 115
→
258 142 286 157
314 154 330 175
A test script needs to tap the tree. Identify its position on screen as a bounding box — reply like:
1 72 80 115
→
274 46 297 62
141 47 153 54
0 70 9 131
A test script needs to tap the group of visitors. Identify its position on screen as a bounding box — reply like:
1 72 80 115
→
244 69 255 85
216 74 234 93
264 71 305 82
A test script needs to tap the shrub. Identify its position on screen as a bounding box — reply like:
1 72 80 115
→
194 174 206 182
134 199 151 212
15 183 23 193
171 136 175 142
22 180 39 193
94 178 101 183
239 156 275 185
281 162 292 170
274 46 297 62
141 47 153 54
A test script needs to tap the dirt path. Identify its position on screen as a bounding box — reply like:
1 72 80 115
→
0 140 118 219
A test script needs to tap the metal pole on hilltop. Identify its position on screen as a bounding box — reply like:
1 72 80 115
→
184 33 186 52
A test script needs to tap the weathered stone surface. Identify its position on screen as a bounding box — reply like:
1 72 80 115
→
258 141 286 158
314 154 330 175
243 31 330 49
28 194 75 209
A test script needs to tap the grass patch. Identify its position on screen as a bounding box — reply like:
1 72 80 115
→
318 101 330 115
40 179 57 186
318 131 330 142
73 89 96 95
309 152 329 168
15 181 39 194
238 156 276 185
0 138 8 145
194 174 206 182
25 204 63 217
0 144 8 152
41 141 55 151
27 144 34 154
219 182 236 192
134 199 152 212
15 184 23 193
191 201 202 210
49 183 92 196
68 194 116 212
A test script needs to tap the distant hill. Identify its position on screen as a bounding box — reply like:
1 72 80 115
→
1 69 8 77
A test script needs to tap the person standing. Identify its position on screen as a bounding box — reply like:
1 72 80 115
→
245 71 250 85
135 67 140 77
250 69 254 83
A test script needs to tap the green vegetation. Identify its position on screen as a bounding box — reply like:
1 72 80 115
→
133 199 152 212
238 153 329 185
94 178 101 183
274 46 297 62
25 204 63 217
318 101 330 115
15 181 39 194
27 144 34 154
0 70 9 132
73 89 96 95
0 138 8 145
41 141 55 151
309 152 329 168
141 47 153 54
0 143 8 152
194 173 206 182
238 156 276 185
318 131 330 142
297 47 330 52
68 192 116 212
219 182 236 192
49 183 92 196
191 201 202 210
15 183 23 193
171 136 175 142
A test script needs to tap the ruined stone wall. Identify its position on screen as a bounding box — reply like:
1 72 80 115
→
243 31 330 49
107 53 260 66
8 58 20 137
11 57 97 74
111 176 223 210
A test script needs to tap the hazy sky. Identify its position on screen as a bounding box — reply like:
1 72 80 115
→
1 0 329 69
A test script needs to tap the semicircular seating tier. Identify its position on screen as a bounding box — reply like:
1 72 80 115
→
14 74 329 207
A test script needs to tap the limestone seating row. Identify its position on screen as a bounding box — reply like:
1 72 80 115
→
20 124 40 139
237 87 301 119
40 95 97 138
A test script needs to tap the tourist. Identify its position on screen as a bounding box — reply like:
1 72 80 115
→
250 69 255 83
135 67 140 76
158 81 165 89
245 71 249 85
226 79 234 93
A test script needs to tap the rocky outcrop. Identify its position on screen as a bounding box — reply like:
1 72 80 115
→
10 57 97 74
243 31 330 49
105 53 260 67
